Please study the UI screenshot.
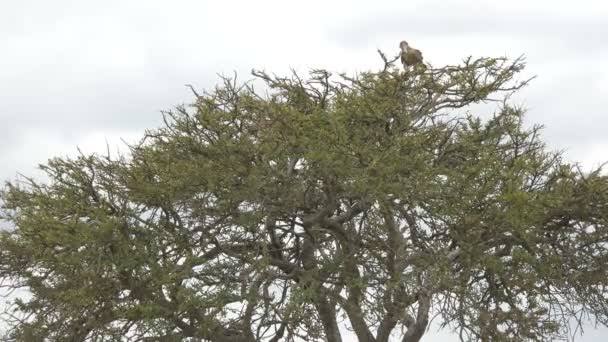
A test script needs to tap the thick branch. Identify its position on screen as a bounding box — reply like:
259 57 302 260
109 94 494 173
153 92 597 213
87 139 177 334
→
402 292 431 342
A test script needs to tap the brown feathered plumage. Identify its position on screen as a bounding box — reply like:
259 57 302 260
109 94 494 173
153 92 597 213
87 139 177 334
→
400 41 423 68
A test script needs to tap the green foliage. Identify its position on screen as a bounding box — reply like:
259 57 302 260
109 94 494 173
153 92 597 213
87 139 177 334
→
1 55 608 342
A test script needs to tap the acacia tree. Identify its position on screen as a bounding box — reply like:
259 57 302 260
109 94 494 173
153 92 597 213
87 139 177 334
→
1 55 608 342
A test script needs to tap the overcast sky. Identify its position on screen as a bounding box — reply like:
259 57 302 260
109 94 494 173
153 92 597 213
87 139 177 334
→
1 0 607 340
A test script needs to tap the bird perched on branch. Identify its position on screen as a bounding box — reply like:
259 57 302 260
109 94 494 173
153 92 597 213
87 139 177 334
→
400 40 424 69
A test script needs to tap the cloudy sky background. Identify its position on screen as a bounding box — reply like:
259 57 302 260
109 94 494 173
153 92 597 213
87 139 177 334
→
1 0 607 340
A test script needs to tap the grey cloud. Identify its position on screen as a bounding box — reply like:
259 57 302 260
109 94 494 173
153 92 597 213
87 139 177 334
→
326 2 608 57
526 71 607 146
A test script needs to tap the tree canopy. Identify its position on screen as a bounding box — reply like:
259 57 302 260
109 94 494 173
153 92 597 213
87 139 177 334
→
1 55 608 342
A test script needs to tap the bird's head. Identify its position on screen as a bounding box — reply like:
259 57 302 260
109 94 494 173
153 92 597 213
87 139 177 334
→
399 41 409 51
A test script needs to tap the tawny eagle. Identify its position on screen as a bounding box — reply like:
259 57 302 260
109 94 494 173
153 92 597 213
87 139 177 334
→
400 40 424 68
